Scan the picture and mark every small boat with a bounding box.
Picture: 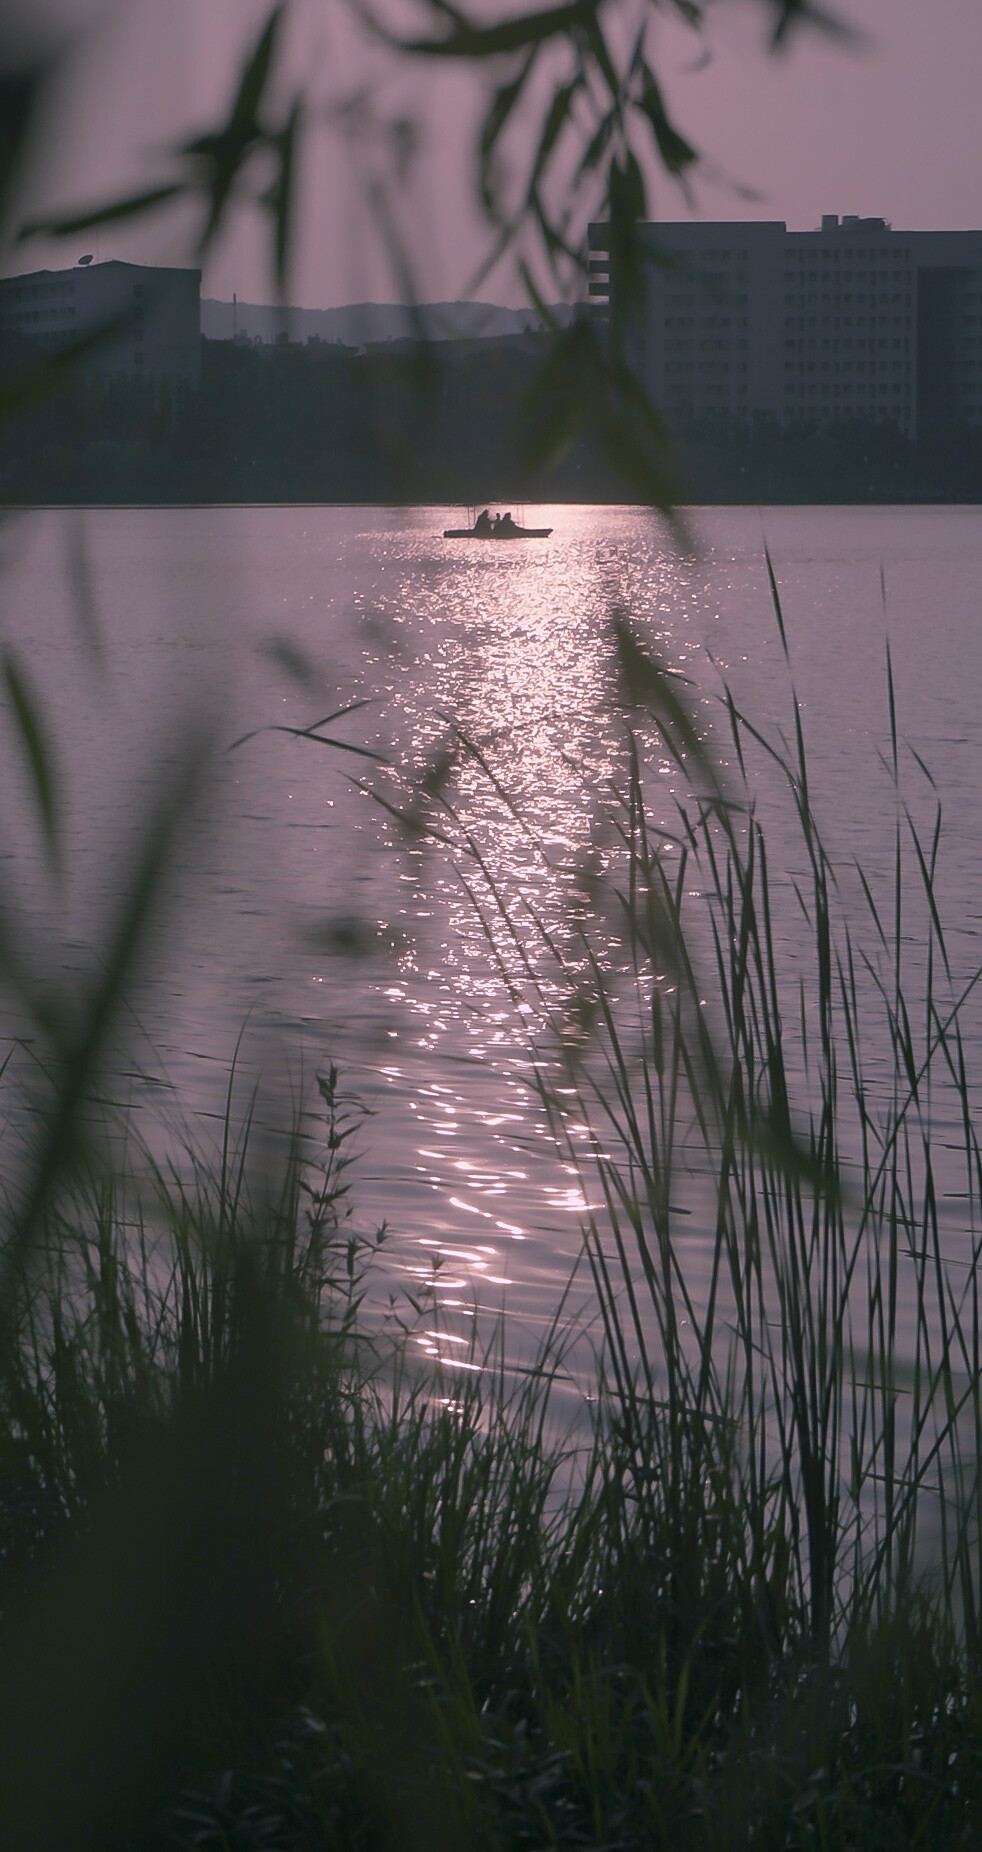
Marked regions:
[443,524,552,539]
[443,507,552,540]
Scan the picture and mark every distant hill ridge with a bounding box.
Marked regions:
[201,298,573,346]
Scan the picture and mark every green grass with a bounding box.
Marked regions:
[4,597,982,1848]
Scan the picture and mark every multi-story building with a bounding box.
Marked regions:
[0,259,201,382]
[587,215,982,437]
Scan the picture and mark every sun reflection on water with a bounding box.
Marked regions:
[339,507,685,1353]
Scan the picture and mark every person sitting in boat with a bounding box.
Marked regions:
[496,510,519,535]
[473,508,493,535]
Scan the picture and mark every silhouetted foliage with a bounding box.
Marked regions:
[13,7,982,1851]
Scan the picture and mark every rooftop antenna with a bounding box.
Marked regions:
[233,290,238,339]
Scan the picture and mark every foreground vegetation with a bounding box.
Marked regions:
[9,4,982,1843]
[4,609,982,1848]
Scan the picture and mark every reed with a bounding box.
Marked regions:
[399,573,982,1844]
[3,591,982,1847]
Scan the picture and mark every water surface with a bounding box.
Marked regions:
[3,503,982,1365]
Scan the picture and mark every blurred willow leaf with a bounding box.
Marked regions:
[64,516,106,669]
[202,0,284,151]
[18,6,301,294]
[751,1108,842,1205]
[478,50,537,218]
[525,73,583,208]
[364,0,600,61]
[610,613,717,790]
[580,8,621,102]
[1,649,58,866]
[637,66,697,176]
[605,150,648,322]
[767,0,860,48]
[1,729,211,1302]
[0,62,46,228]
[17,182,183,242]
[260,633,325,690]
[514,314,679,509]
[588,356,680,506]
[513,316,589,472]
[571,106,616,187]
[181,4,290,253]
[261,94,303,290]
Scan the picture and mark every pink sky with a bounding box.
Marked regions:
[10,0,982,307]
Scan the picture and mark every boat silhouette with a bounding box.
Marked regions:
[443,508,552,540]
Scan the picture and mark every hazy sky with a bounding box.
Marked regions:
[10,0,982,307]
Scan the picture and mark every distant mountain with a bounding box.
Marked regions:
[201,298,575,346]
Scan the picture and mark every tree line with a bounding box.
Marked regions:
[5,333,982,505]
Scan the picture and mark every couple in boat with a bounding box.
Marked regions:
[473,508,519,536]
[442,509,552,539]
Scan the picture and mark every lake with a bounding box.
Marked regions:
[3,503,982,1372]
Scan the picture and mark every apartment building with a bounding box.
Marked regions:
[0,259,201,382]
[587,215,982,436]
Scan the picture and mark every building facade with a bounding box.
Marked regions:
[588,215,982,436]
[0,260,201,382]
